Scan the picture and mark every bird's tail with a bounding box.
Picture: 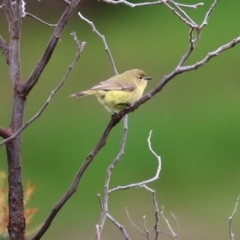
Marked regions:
[70,89,97,98]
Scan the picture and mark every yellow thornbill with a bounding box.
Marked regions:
[70,69,152,113]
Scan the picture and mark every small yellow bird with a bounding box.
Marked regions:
[70,69,152,113]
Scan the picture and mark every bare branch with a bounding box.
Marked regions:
[95,224,101,240]
[31,112,122,240]
[107,213,131,240]
[126,208,147,236]
[171,212,179,239]
[200,0,219,28]
[141,185,177,240]
[36,36,240,234]
[25,13,57,27]
[0,34,86,148]
[2,0,230,239]
[143,216,150,240]
[102,0,203,28]
[177,27,199,67]
[101,0,163,7]
[5,0,25,238]
[101,0,203,9]
[18,0,56,26]
[30,34,85,240]
[109,130,161,193]
[180,36,240,72]
[110,34,240,123]
[126,206,174,240]
[0,127,11,139]
[96,115,129,238]
[162,1,197,28]
[174,1,204,9]
[0,35,9,64]
[97,193,103,209]
[145,186,160,240]
[161,206,178,240]
[23,4,240,239]
[21,0,83,96]
[229,196,240,240]
[78,12,118,75]
[3,0,14,29]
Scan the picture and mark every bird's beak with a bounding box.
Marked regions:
[144,76,152,81]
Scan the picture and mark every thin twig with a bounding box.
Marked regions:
[161,206,177,240]
[0,35,9,64]
[97,194,103,209]
[200,0,219,28]
[177,27,197,67]
[101,0,203,9]
[149,188,160,240]
[179,36,240,73]
[25,13,57,27]
[28,35,86,240]
[101,0,163,8]
[101,0,202,28]
[172,1,197,26]
[22,0,83,95]
[78,12,118,75]
[109,130,161,193]
[126,208,147,236]
[174,1,204,9]
[171,212,179,239]
[127,204,174,240]
[229,196,240,240]
[107,213,131,240]
[3,0,14,28]
[21,0,56,26]
[96,115,129,239]
[143,216,150,240]
[163,1,197,28]
[165,0,217,64]
[104,131,161,238]
[0,34,86,148]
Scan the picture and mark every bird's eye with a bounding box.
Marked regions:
[138,76,143,80]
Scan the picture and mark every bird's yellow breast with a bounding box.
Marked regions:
[96,86,144,113]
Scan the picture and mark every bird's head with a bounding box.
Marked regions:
[128,69,152,87]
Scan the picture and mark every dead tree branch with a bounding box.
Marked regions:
[78,12,118,75]
[20,0,83,96]
[96,115,128,239]
[0,35,9,64]
[29,1,240,237]
[0,33,86,148]
[229,196,240,240]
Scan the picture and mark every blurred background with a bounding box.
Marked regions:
[0,0,240,239]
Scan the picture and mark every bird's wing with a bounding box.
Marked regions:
[91,79,136,92]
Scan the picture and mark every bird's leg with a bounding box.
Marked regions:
[125,103,131,109]
[111,113,116,118]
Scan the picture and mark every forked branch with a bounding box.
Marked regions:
[29,2,240,238]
